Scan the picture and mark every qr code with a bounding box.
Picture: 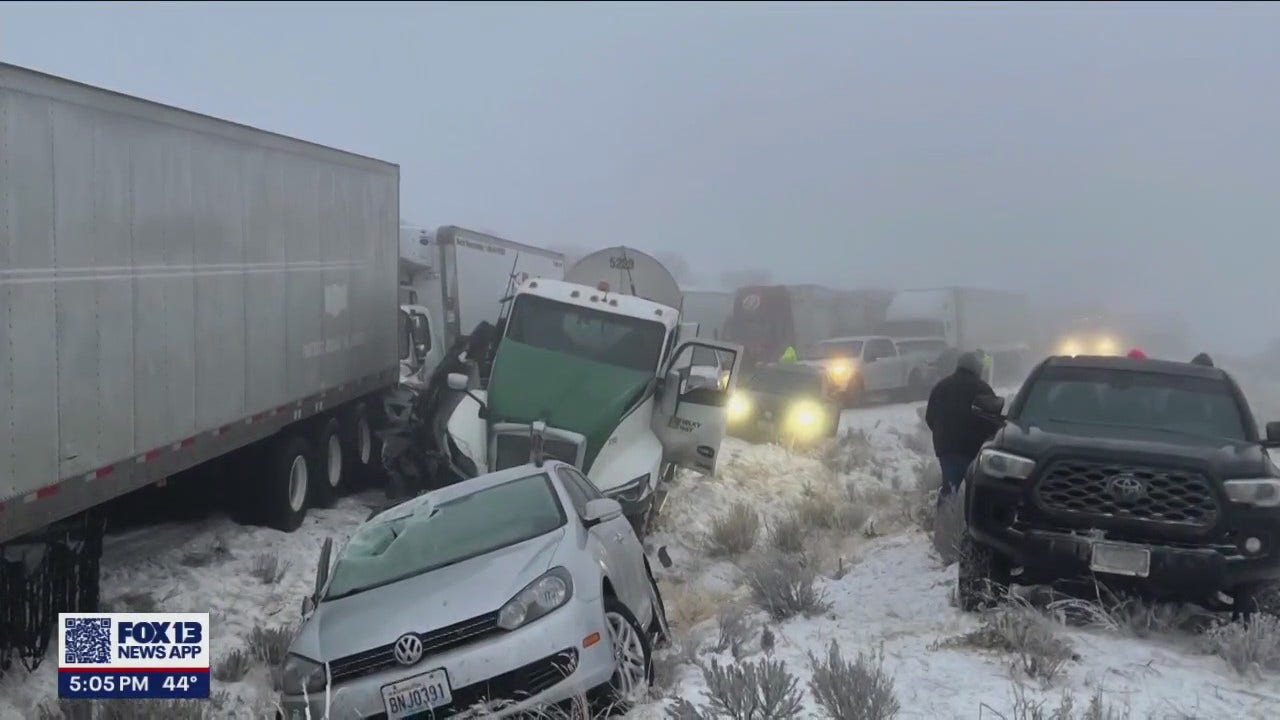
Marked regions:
[64,617,112,665]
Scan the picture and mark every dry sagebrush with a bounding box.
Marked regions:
[706,502,761,557]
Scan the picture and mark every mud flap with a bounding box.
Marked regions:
[643,555,673,646]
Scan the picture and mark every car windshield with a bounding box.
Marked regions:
[1016,367,1248,441]
[816,341,863,360]
[324,473,566,600]
[505,294,667,372]
[744,367,824,396]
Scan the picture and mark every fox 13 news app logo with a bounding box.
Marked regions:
[58,612,210,700]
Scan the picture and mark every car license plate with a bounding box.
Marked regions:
[1090,542,1151,578]
[381,669,452,719]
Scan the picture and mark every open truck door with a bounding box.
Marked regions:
[652,339,743,476]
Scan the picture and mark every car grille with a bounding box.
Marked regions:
[362,648,579,719]
[494,433,580,470]
[328,611,502,684]
[1035,459,1220,528]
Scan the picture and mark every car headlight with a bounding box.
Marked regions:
[727,392,753,423]
[783,400,826,438]
[827,360,853,381]
[1057,337,1082,356]
[280,654,329,696]
[1224,479,1280,508]
[497,567,574,631]
[606,474,650,504]
[1094,336,1119,356]
[978,449,1035,480]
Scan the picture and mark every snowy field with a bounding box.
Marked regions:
[5,390,1280,719]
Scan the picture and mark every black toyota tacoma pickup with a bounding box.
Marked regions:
[958,355,1280,614]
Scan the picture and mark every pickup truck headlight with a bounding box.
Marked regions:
[607,474,650,504]
[497,567,574,630]
[726,392,753,423]
[1224,479,1280,508]
[280,654,329,695]
[978,449,1036,480]
[784,400,827,440]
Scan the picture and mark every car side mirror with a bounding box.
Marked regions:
[583,498,624,528]
[312,537,333,605]
[1265,421,1280,446]
[972,394,1005,417]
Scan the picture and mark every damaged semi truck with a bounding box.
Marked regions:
[0,63,399,673]
[441,247,744,536]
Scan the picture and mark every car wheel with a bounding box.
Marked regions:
[957,529,1011,612]
[599,596,653,712]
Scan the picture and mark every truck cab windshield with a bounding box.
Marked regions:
[744,367,825,398]
[505,293,667,372]
[1016,366,1249,442]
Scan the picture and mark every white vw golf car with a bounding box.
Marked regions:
[276,460,668,719]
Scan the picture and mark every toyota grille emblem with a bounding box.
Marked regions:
[1107,474,1147,503]
[393,633,424,666]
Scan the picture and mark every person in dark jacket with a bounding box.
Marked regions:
[925,352,1001,504]
[1191,352,1214,367]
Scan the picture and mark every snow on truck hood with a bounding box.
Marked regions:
[291,529,565,664]
[486,340,652,470]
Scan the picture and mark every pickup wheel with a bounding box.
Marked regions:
[265,435,312,532]
[957,529,1011,612]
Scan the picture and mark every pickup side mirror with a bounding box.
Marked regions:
[1265,421,1280,446]
[972,394,1005,417]
[582,498,624,528]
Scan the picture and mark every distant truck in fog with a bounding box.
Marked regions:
[877,287,1032,385]
[1042,307,1191,361]
[724,285,894,366]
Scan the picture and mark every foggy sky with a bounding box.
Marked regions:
[2,2,1278,352]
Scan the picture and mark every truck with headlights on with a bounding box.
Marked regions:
[726,363,841,445]
[957,354,1280,616]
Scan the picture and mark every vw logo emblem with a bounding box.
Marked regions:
[1107,474,1147,503]
[741,294,761,311]
[393,633,424,666]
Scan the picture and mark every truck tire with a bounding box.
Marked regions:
[266,435,313,532]
[310,417,345,508]
[347,402,381,484]
[957,529,1011,612]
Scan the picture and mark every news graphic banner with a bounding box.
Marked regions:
[58,612,210,700]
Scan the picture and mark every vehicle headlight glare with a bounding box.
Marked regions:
[978,449,1036,480]
[1224,479,1280,508]
[784,401,825,439]
[1094,336,1119,356]
[727,392,752,423]
[497,567,574,631]
[1058,337,1082,356]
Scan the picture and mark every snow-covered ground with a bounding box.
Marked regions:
[4,392,1279,719]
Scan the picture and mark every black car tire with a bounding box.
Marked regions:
[957,529,1012,612]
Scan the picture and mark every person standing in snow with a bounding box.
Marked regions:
[975,347,995,385]
[925,352,1001,505]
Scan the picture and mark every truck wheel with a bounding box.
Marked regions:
[267,435,312,532]
[346,402,380,484]
[957,529,1011,612]
[310,417,345,508]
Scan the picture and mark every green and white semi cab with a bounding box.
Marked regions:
[444,247,744,536]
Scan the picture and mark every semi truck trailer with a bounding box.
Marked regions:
[0,62,400,670]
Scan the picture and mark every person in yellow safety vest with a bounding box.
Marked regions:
[780,345,798,363]
[975,348,994,385]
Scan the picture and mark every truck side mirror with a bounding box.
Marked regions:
[1265,421,1280,447]
[972,394,1005,417]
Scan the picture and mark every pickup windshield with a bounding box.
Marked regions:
[506,294,666,372]
[324,473,566,600]
[1016,367,1248,441]
[745,367,825,396]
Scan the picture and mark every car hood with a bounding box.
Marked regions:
[997,420,1269,475]
[291,528,567,663]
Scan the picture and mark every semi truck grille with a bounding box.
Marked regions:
[1035,459,1220,528]
[494,433,580,470]
[328,612,502,684]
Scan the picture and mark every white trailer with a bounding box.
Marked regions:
[879,287,1032,384]
[398,225,564,359]
[0,62,399,668]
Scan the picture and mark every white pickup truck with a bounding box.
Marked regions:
[802,335,934,406]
